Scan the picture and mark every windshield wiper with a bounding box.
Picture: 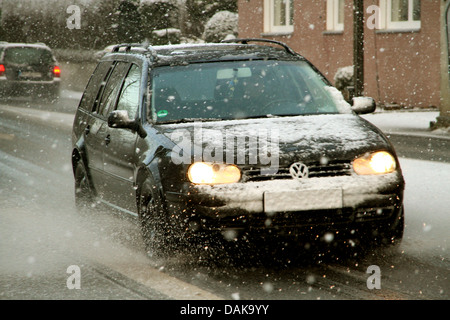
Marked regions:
[156,118,226,124]
[237,114,302,120]
[239,112,339,120]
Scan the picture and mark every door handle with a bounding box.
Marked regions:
[105,134,111,146]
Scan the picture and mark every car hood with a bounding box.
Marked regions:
[157,114,392,166]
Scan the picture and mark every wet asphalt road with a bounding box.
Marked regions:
[0,95,448,302]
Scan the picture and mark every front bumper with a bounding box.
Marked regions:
[166,170,405,236]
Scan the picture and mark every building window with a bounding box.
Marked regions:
[264,0,294,34]
[384,0,421,30]
[326,0,345,32]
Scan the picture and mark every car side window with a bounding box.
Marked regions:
[115,64,141,119]
[78,61,113,112]
[96,61,130,117]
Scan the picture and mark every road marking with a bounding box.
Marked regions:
[83,243,223,300]
[99,260,223,300]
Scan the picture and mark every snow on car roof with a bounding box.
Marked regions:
[147,42,303,66]
[0,42,52,50]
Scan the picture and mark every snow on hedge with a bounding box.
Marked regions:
[203,10,238,42]
[334,65,354,91]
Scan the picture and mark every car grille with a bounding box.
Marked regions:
[242,160,352,182]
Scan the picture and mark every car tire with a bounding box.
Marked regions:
[74,161,95,212]
[137,181,177,259]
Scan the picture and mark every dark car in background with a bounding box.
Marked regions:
[71,39,405,258]
[0,42,61,101]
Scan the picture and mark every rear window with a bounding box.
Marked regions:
[3,47,55,65]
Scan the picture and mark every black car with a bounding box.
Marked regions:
[71,39,405,257]
[0,42,61,100]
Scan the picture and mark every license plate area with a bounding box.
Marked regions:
[264,188,343,212]
[20,71,42,79]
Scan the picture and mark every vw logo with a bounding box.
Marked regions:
[289,162,309,179]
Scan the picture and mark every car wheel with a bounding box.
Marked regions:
[137,181,177,259]
[74,161,95,212]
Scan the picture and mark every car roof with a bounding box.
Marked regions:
[103,39,306,66]
[0,42,52,50]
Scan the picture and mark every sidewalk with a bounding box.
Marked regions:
[360,109,450,140]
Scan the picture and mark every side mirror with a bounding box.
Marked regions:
[351,97,376,114]
[108,110,133,128]
[108,110,147,138]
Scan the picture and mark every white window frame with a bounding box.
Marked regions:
[264,0,294,34]
[379,0,421,31]
[326,0,344,32]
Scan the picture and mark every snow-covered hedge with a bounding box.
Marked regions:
[202,11,238,43]
[0,0,238,48]
[334,66,354,91]
[152,28,182,45]
[184,0,238,37]
[334,66,354,102]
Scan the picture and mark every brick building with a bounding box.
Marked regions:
[237,0,449,113]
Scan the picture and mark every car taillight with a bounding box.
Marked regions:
[52,66,61,77]
[0,64,5,76]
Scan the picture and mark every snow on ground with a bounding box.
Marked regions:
[361,110,448,138]
[60,89,83,101]
[361,110,449,260]
[399,157,450,261]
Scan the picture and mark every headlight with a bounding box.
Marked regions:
[353,151,396,175]
[187,162,241,184]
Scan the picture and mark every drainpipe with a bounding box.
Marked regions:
[434,0,450,129]
[353,0,365,97]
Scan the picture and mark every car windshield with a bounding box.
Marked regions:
[3,47,54,65]
[151,60,349,123]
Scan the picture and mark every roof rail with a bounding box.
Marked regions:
[221,38,297,55]
[111,43,158,59]
[112,43,148,52]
